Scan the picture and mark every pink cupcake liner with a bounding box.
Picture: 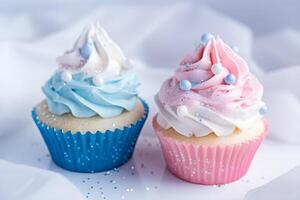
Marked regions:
[153,115,268,185]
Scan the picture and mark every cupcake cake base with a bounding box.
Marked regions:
[153,115,268,185]
[32,99,148,173]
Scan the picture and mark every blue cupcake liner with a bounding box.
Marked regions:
[32,99,149,173]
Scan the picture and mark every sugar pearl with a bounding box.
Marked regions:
[259,105,268,115]
[201,33,214,44]
[179,80,192,91]
[61,71,72,82]
[79,42,93,60]
[224,74,235,85]
[211,63,223,75]
[176,105,188,117]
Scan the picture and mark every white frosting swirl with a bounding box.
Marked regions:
[155,95,263,137]
[56,22,132,79]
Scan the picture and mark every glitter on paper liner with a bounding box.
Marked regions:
[152,115,268,185]
[32,99,149,173]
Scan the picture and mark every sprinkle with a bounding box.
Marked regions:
[211,63,223,75]
[113,167,119,171]
[201,33,214,44]
[224,74,235,85]
[104,171,111,176]
[79,42,93,60]
[259,105,268,115]
[179,80,192,91]
[176,105,188,117]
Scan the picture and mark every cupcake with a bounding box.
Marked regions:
[32,23,148,173]
[153,33,268,184]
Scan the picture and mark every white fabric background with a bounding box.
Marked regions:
[0,1,300,200]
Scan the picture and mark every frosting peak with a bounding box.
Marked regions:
[57,23,130,79]
[156,34,266,137]
[43,23,139,118]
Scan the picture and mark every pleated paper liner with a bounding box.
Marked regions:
[153,115,268,185]
[32,99,149,173]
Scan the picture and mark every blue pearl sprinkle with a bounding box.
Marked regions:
[201,33,214,44]
[79,42,93,60]
[179,80,192,91]
[259,105,268,115]
[224,74,235,85]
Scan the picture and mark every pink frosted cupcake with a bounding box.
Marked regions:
[153,33,268,185]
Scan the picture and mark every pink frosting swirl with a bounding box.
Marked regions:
[158,37,263,115]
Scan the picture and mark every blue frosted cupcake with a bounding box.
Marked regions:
[32,23,148,173]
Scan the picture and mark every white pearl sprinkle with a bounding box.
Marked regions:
[176,105,188,117]
[211,63,223,75]
[61,70,72,82]
[93,75,104,86]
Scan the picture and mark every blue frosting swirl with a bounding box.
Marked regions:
[42,70,139,118]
